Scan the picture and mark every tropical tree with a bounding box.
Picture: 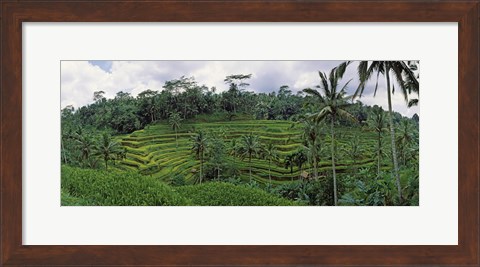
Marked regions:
[229,138,239,164]
[263,143,279,184]
[301,119,323,180]
[168,112,182,148]
[396,119,415,166]
[284,153,296,181]
[356,61,419,201]
[191,131,208,184]
[75,133,94,166]
[208,134,226,180]
[238,133,262,182]
[115,147,127,165]
[368,106,388,178]
[343,134,363,172]
[303,61,355,206]
[224,74,252,113]
[137,89,159,124]
[93,90,105,102]
[94,133,120,170]
[293,149,308,180]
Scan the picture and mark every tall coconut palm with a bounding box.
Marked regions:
[356,61,419,201]
[168,112,182,148]
[238,133,262,182]
[94,133,120,171]
[368,106,388,178]
[303,61,355,206]
[263,143,279,184]
[191,131,208,184]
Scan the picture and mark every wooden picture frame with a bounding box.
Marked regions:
[1,1,478,265]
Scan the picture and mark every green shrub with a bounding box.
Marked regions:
[61,165,191,206]
[61,189,93,206]
[176,182,301,206]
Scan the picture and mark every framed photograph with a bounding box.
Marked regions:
[1,0,478,266]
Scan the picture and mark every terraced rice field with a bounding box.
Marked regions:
[114,120,380,185]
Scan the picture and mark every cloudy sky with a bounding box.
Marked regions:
[61,60,419,117]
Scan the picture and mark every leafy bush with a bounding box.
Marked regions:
[62,166,299,206]
[175,182,301,206]
[272,179,329,205]
[61,189,93,206]
[61,166,191,206]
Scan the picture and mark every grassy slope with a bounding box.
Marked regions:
[113,117,382,184]
[61,165,300,206]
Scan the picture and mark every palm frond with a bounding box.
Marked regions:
[313,107,332,123]
[339,79,352,94]
[390,63,409,104]
[355,61,375,99]
[318,71,330,96]
[335,61,351,79]
[328,68,337,95]
[408,98,419,107]
[336,108,357,123]
[399,61,419,94]
[303,88,325,103]
[373,70,380,97]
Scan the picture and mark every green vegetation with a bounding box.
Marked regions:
[61,61,419,206]
[61,166,299,206]
[176,182,298,206]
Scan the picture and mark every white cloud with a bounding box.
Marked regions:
[61,61,419,117]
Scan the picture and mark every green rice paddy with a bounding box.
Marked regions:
[113,119,379,185]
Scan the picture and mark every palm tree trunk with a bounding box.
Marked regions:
[268,159,272,184]
[200,152,203,184]
[377,131,381,179]
[313,151,318,180]
[249,156,252,182]
[175,128,178,148]
[105,157,108,171]
[331,115,338,206]
[386,70,403,202]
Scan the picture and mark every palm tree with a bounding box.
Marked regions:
[75,134,94,167]
[368,106,388,178]
[293,149,308,180]
[303,61,355,206]
[356,61,419,201]
[168,112,182,148]
[229,138,239,164]
[301,119,323,180]
[343,135,363,172]
[304,139,326,181]
[263,143,279,184]
[191,131,208,184]
[396,120,414,166]
[284,153,296,181]
[238,133,262,182]
[208,135,226,180]
[94,133,120,171]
